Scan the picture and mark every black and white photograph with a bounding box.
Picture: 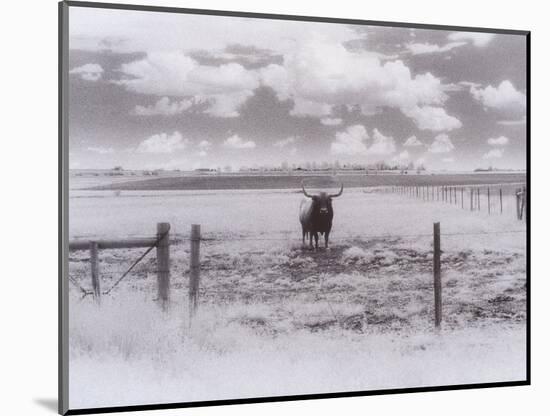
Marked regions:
[60,2,528,413]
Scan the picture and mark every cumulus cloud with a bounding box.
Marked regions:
[330,125,395,156]
[69,8,357,56]
[273,137,296,147]
[442,157,455,163]
[113,35,461,129]
[470,80,526,112]
[406,41,466,55]
[320,117,343,126]
[483,149,504,159]
[428,134,455,153]
[260,37,457,130]
[448,32,495,47]
[330,125,369,156]
[196,140,212,157]
[133,97,194,116]
[136,131,187,153]
[369,129,396,155]
[198,140,212,149]
[290,98,332,117]
[69,63,104,81]
[392,150,410,162]
[116,52,259,117]
[403,135,423,147]
[223,134,256,149]
[403,106,462,131]
[86,146,114,154]
[487,136,509,146]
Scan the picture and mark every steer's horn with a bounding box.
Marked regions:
[329,183,344,198]
[301,182,313,198]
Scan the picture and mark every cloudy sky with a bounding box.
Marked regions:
[68,6,527,171]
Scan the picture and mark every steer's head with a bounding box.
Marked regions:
[302,182,344,215]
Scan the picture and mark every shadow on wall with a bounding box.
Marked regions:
[34,398,58,413]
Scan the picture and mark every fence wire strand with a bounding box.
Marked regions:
[68,276,93,300]
[102,224,171,295]
[195,229,525,242]
[68,223,525,301]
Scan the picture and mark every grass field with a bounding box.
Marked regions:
[67,184,527,409]
[83,171,527,191]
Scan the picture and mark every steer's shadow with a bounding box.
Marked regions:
[287,243,350,281]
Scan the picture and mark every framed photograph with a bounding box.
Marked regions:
[59,1,530,414]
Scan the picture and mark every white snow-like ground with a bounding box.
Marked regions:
[70,295,525,409]
[68,187,527,409]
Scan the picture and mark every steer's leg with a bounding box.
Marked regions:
[313,232,319,250]
[324,232,329,249]
[309,232,314,249]
[302,227,306,246]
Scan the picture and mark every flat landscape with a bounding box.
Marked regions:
[63,9,529,412]
[68,178,527,409]
[84,171,527,191]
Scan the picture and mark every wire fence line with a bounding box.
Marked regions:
[68,230,525,280]
[69,229,527,248]
[68,224,171,300]
[151,229,527,243]
[384,182,527,189]
[68,220,527,312]
[388,182,528,220]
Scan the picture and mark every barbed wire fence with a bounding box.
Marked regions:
[386,183,527,220]
[68,220,526,328]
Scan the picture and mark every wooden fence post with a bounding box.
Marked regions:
[516,188,521,219]
[522,186,527,221]
[90,241,100,302]
[433,222,442,328]
[189,224,201,318]
[461,187,464,209]
[517,186,527,221]
[477,188,481,211]
[499,188,503,214]
[470,188,473,211]
[156,222,170,309]
[487,188,491,214]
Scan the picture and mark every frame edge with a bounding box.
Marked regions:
[59,1,70,415]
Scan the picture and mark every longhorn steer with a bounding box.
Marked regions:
[299,183,343,249]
